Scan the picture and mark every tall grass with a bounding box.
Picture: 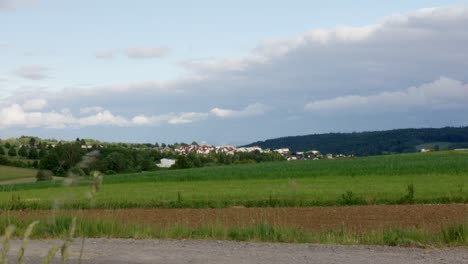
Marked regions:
[0,218,77,264]
[0,216,466,247]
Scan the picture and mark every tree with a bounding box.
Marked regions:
[36,170,54,181]
[4,142,11,149]
[104,152,130,173]
[18,145,28,157]
[39,153,60,171]
[8,147,17,157]
[173,156,192,169]
[0,146,5,156]
[38,148,48,158]
[191,141,199,146]
[29,137,36,146]
[54,143,85,171]
[28,147,39,159]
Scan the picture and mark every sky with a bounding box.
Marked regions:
[1,0,468,145]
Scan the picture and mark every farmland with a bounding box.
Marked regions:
[0,151,467,246]
[0,165,37,182]
[0,151,467,209]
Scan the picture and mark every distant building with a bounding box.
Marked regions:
[420,148,432,153]
[157,158,176,168]
[274,148,290,155]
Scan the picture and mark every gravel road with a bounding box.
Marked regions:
[6,239,468,264]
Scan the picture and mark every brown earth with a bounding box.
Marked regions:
[6,204,468,232]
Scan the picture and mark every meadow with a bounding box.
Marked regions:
[0,151,467,209]
[0,165,37,182]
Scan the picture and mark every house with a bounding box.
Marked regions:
[157,158,176,168]
[274,148,290,155]
[420,148,432,153]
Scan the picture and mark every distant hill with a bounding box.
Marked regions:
[243,127,468,156]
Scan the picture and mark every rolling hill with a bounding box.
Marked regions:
[243,127,468,156]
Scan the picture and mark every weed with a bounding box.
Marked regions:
[399,184,415,204]
[339,191,366,205]
[442,224,466,244]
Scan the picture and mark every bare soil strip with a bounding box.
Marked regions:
[8,204,468,232]
[7,238,468,264]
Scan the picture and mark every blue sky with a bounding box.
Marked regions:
[1,0,468,145]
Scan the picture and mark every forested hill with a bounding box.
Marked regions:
[243,127,468,156]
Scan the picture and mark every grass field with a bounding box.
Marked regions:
[0,151,467,209]
[0,165,37,182]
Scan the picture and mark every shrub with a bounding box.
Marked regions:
[67,166,85,177]
[399,184,415,204]
[339,191,366,205]
[36,170,54,181]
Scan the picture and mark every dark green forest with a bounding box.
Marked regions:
[244,127,468,156]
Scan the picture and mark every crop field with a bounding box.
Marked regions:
[0,165,37,182]
[0,152,468,209]
[0,151,467,246]
[0,151,467,209]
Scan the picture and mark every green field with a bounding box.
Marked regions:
[1,151,467,209]
[0,165,37,182]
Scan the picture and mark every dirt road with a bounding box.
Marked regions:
[7,239,468,264]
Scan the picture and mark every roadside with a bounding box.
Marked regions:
[7,238,468,264]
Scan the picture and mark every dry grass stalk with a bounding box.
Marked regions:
[60,217,77,264]
[17,221,39,264]
[0,225,16,264]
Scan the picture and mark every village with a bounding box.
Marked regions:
[171,144,354,161]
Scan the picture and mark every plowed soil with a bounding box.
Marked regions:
[8,204,468,232]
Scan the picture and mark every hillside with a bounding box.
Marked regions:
[244,127,468,156]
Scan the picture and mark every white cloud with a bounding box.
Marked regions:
[80,106,104,114]
[167,112,209,125]
[13,65,49,80]
[305,77,468,113]
[0,99,267,129]
[22,98,47,111]
[78,111,130,127]
[0,104,74,129]
[125,47,170,59]
[95,50,114,59]
[211,103,269,118]
[0,0,36,11]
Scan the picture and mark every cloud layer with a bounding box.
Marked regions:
[125,47,170,59]
[305,77,468,112]
[0,101,268,129]
[2,6,468,143]
[13,65,49,80]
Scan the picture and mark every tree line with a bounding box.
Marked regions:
[244,126,468,156]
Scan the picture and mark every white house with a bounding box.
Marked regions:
[157,158,176,168]
[274,148,290,155]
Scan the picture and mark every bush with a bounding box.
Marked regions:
[36,170,54,181]
[68,166,86,177]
